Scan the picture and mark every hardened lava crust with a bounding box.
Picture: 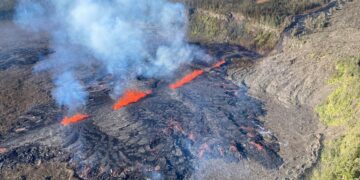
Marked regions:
[0,26,282,179]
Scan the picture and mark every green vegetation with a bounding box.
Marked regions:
[254,30,277,50]
[3,0,332,52]
[182,0,331,27]
[181,0,332,52]
[188,7,279,52]
[190,14,225,39]
[316,57,360,126]
[239,0,331,27]
[189,11,252,46]
[304,12,329,33]
[313,57,360,180]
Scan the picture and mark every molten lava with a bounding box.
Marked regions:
[212,59,226,68]
[169,69,204,89]
[61,113,89,126]
[113,90,152,110]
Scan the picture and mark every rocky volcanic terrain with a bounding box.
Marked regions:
[0,0,359,180]
[0,21,283,179]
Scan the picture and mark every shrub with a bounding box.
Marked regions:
[316,57,360,126]
[180,0,331,27]
[313,57,360,180]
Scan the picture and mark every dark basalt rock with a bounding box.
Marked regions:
[0,44,283,179]
[0,144,69,168]
[0,47,52,71]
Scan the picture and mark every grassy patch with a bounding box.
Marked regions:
[254,30,278,51]
[184,0,329,52]
[181,0,331,27]
[313,125,360,179]
[188,11,279,52]
[315,57,360,126]
[189,14,224,40]
[313,57,360,179]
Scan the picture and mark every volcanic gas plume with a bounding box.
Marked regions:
[14,0,209,112]
[0,42,282,178]
[112,90,152,110]
[111,60,225,110]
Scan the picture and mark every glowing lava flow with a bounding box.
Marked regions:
[112,90,152,110]
[169,60,225,90]
[212,59,226,68]
[169,69,204,89]
[61,113,89,126]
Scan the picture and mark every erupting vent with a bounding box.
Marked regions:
[61,113,89,126]
[0,56,281,179]
[211,59,226,68]
[58,60,283,178]
[112,90,152,111]
[169,69,204,89]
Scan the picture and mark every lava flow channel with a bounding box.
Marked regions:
[113,90,152,110]
[169,69,204,89]
[212,59,226,68]
[61,113,89,126]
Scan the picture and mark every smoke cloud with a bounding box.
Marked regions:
[15,0,208,112]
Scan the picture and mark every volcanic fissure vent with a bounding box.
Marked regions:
[59,61,283,179]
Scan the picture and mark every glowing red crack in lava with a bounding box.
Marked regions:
[61,113,90,126]
[212,59,226,68]
[169,69,204,90]
[62,60,225,125]
[112,90,152,110]
[169,59,226,90]
[112,59,226,112]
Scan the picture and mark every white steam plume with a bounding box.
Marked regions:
[15,0,209,112]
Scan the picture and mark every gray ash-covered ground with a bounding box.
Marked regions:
[0,27,282,179]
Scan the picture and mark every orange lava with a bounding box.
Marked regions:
[169,69,204,89]
[61,113,89,126]
[112,90,152,110]
[212,59,226,68]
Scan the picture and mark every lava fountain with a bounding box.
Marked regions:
[61,113,90,126]
[112,90,152,110]
[169,70,204,89]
